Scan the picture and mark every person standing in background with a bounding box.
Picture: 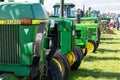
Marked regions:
[110,18,114,29]
[116,17,120,30]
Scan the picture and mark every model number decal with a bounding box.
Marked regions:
[4,20,20,24]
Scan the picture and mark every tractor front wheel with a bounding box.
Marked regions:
[71,46,83,70]
[47,59,63,80]
[87,39,97,53]
[53,51,70,80]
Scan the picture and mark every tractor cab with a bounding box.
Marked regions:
[53,3,75,18]
[90,10,100,19]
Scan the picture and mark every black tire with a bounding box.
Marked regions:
[47,59,63,80]
[97,27,101,48]
[71,46,83,70]
[98,27,101,38]
[53,51,71,80]
[87,39,97,53]
[96,40,100,48]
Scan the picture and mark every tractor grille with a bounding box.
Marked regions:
[0,25,20,64]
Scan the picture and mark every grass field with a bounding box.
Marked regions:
[69,29,120,80]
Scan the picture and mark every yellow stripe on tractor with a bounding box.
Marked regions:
[81,21,95,24]
[32,20,48,24]
[0,19,48,25]
[0,20,5,24]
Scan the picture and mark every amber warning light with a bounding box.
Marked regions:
[20,19,32,25]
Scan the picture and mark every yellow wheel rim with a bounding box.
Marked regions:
[87,42,94,53]
[52,58,62,72]
[67,52,75,66]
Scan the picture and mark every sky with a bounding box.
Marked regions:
[43,0,120,14]
[7,0,120,14]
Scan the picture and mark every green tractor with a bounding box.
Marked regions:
[100,15,111,33]
[80,17,100,53]
[47,1,86,80]
[77,8,101,53]
[53,3,88,56]
[0,2,63,80]
[53,3,101,53]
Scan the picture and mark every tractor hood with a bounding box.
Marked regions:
[80,17,98,23]
[0,3,48,20]
[81,17,98,21]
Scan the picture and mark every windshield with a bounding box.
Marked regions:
[90,10,100,17]
[54,6,75,18]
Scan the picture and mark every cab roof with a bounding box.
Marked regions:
[53,3,75,7]
[0,3,48,19]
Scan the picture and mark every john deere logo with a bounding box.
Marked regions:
[24,29,29,34]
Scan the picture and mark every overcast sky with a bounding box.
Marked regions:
[12,0,120,14]
[44,0,120,14]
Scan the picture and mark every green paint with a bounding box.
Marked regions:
[49,18,75,55]
[75,24,88,48]
[52,2,88,50]
[80,18,99,41]
[0,3,48,79]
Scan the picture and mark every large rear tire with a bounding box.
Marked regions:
[47,59,63,80]
[87,39,97,53]
[53,51,70,80]
[97,27,101,48]
[71,46,83,70]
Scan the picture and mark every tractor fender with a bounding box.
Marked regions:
[32,22,46,65]
[46,21,59,63]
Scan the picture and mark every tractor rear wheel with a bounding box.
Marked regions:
[87,39,97,53]
[71,46,83,70]
[47,59,63,80]
[53,51,70,80]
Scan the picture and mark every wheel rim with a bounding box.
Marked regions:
[47,60,62,80]
[52,58,62,72]
[87,41,94,52]
[67,52,75,66]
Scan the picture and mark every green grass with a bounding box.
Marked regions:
[69,29,120,80]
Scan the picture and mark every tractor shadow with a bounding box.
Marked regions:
[100,37,120,44]
[83,56,120,61]
[69,68,120,80]
[98,37,120,53]
[101,42,120,44]
[97,48,120,53]
[100,38,120,40]
[100,38,114,40]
